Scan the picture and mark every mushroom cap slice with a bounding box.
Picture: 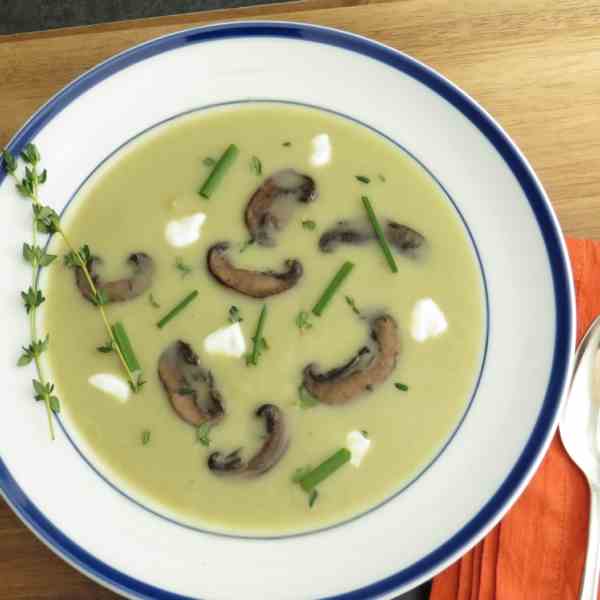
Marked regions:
[303,314,400,405]
[245,169,317,246]
[75,252,154,303]
[207,242,303,298]
[158,340,224,427]
[319,219,427,258]
[208,404,289,477]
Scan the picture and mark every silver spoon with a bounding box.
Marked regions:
[560,315,600,599]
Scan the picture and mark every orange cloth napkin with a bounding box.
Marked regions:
[431,237,600,600]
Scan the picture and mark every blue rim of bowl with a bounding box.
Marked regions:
[47,98,490,542]
[0,21,574,600]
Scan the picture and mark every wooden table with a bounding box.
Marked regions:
[1,1,600,597]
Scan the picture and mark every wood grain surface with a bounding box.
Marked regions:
[1,1,600,598]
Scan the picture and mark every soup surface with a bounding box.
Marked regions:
[43,103,485,535]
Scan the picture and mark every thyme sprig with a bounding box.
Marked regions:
[2,144,144,440]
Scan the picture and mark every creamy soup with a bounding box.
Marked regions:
[43,103,485,535]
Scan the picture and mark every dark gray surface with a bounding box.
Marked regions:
[1,1,432,599]
[1,0,288,35]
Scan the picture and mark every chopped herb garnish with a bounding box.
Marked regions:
[395,382,409,391]
[298,385,319,409]
[308,489,318,508]
[250,156,262,176]
[282,141,292,147]
[362,195,398,273]
[197,422,212,446]
[378,174,386,182]
[312,261,354,317]
[203,157,216,167]
[228,305,242,323]
[295,310,313,332]
[301,220,317,231]
[239,238,254,253]
[112,322,142,385]
[298,448,352,492]
[291,465,312,483]
[149,293,160,308]
[96,341,114,354]
[356,175,370,184]
[345,295,361,316]
[142,430,151,445]
[246,304,268,366]
[175,256,192,278]
[198,143,239,199]
[156,290,199,329]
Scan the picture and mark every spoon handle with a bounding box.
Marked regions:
[580,482,600,599]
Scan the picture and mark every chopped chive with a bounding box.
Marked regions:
[175,257,192,278]
[395,382,409,391]
[96,341,113,353]
[203,157,216,167]
[345,295,361,315]
[112,321,141,376]
[250,156,262,176]
[197,422,212,446]
[299,448,351,492]
[246,304,268,366]
[361,195,398,273]
[156,290,199,329]
[149,293,160,308]
[312,261,354,317]
[356,175,370,184]
[142,430,151,445]
[198,144,239,199]
[295,310,312,332]
[308,489,318,508]
[282,141,292,147]
[302,220,317,231]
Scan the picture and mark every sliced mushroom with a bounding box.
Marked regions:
[303,314,400,405]
[158,340,224,427]
[75,252,154,303]
[245,169,317,246]
[319,219,426,258]
[207,242,303,298]
[208,404,289,476]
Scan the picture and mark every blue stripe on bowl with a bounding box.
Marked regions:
[0,21,574,600]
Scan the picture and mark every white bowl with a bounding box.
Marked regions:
[0,22,575,599]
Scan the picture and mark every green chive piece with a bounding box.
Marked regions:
[142,430,151,445]
[356,175,370,184]
[197,422,212,447]
[395,382,409,391]
[308,489,319,508]
[299,448,351,492]
[312,261,354,317]
[250,156,262,176]
[156,290,199,329]
[198,144,239,199]
[111,321,141,376]
[361,195,398,273]
[282,141,292,147]
[246,304,268,366]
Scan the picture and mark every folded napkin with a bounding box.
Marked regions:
[431,238,598,600]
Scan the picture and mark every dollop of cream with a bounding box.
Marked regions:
[88,373,130,402]
[310,134,331,167]
[411,298,448,342]
[165,213,206,248]
[346,430,371,467]
[203,322,246,358]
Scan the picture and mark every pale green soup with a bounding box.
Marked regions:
[43,103,485,535]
